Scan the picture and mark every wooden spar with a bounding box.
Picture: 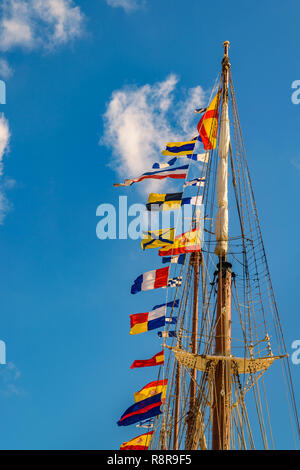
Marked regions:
[211,41,232,450]
[191,251,199,406]
[173,360,180,449]
[212,260,232,449]
[186,250,200,448]
[173,336,181,450]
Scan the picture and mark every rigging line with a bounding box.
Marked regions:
[234,372,255,449]
[229,139,247,246]
[229,79,254,360]
[233,374,248,449]
[231,384,247,449]
[230,83,270,377]
[191,75,222,213]
[160,267,194,444]
[261,376,275,449]
[176,74,222,244]
[197,274,215,350]
[279,357,298,449]
[199,82,220,268]
[230,87,254,362]
[231,74,300,437]
[252,381,268,449]
[158,78,216,341]
[230,74,274,335]
[159,100,219,381]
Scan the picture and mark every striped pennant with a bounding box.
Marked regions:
[114,165,189,187]
[184,177,205,188]
[162,254,186,265]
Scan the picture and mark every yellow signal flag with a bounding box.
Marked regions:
[141,228,175,250]
[120,431,153,450]
[134,379,168,403]
[158,228,201,257]
[197,91,221,150]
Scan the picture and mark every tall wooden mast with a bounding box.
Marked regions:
[150,40,299,452]
[185,251,200,448]
[211,41,232,450]
[173,332,182,450]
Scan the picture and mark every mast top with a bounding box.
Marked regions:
[222,41,231,75]
[223,40,230,57]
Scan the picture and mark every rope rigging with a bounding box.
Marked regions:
[148,42,299,451]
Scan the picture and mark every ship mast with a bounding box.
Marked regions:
[185,251,200,448]
[150,40,299,452]
[211,40,232,450]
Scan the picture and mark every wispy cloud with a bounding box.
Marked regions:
[0,113,10,172]
[0,1,85,224]
[0,0,85,52]
[0,114,10,176]
[101,75,207,190]
[0,361,21,396]
[105,0,145,12]
[0,57,13,79]
[0,114,12,223]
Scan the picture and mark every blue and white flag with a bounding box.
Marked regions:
[158,331,177,338]
[136,421,154,429]
[194,107,207,114]
[162,254,186,265]
[184,177,205,188]
[181,195,203,206]
[153,154,208,168]
[165,317,177,324]
[152,299,179,310]
[152,157,178,169]
[186,153,209,163]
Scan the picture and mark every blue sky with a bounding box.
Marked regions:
[0,0,298,450]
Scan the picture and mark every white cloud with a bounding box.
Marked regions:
[0,114,12,223]
[0,0,84,51]
[101,75,207,189]
[106,0,144,12]
[177,85,206,133]
[0,361,22,396]
[0,114,10,170]
[0,1,33,50]
[0,58,13,79]
[33,0,84,46]
[0,1,84,224]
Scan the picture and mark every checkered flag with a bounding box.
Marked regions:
[167,276,182,287]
